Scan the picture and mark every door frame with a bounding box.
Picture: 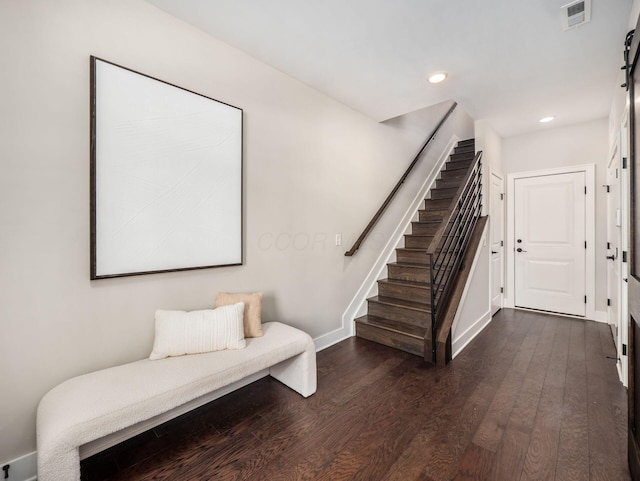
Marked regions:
[505,164,596,320]
[621,106,630,387]
[606,131,626,383]
[489,167,505,315]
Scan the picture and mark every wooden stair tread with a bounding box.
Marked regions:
[444,163,472,171]
[397,247,457,255]
[369,295,432,312]
[449,153,475,161]
[454,145,475,154]
[379,278,429,288]
[436,179,463,188]
[424,199,453,206]
[440,170,468,179]
[419,207,448,213]
[397,247,459,255]
[378,278,444,291]
[354,315,426,339]
[412,220,441,225]
[389,261,453,270]
[389,261,430,269]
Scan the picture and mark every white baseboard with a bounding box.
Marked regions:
[313,326,352,352]
[452,309,492,359]
[1,451,37,481]
[498,303,609,325]
[594,310,608,324]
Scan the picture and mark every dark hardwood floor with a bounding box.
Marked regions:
[81,309,629,481]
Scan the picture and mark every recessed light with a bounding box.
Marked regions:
[428,73,447,84]
[539,116,555,123]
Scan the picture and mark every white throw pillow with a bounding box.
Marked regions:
[149,303,246,360]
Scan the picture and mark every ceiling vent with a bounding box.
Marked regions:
[561,0,591,30]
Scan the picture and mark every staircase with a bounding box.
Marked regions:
[354,138,478,362]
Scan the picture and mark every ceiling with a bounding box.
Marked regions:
[145,0,633,138]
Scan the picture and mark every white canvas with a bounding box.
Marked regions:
[93,58,242,277]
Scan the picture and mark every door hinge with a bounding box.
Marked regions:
[500,240,504,247]
[585,295,587,304]
[624,344,628,356]
[585,241,587,249]
[623,157,628,169]
[607,298,611,306]
[500,287,504,293]
[500,193,504,200]
[607,241,611,249]
[623,250,628,263]
[585,186,587,194]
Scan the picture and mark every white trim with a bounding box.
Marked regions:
[452,309,492,358]
[620,106,630,387]
[594,310,609,324]
[511,306,607,323]
[605,132,625,381]
[489,167,505,315]
[505,164,596,320]
[313,326,353,352]
[1,451,37,481]
[340,135,459,336]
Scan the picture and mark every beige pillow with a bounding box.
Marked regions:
[216,292,264,338]
[149,303,246,360]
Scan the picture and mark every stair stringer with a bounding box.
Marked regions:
[340,135,460,337]
[447,217,491,360]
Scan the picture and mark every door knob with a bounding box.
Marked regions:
[491,251,498,254]
[606,255,615,260]
[517,248,527,253]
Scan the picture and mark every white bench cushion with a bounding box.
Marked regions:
[37,321,316,481]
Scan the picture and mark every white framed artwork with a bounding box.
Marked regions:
[90,56,243,279]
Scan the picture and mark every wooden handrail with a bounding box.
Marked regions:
[426,151,483,255]
[344,101,458,256]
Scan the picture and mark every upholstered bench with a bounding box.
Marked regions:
[36,321,316,481]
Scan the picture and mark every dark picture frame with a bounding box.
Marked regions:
[90,56,243,279]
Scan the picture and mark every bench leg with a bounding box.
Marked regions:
[37,444,81,481]
[269,346,316,397]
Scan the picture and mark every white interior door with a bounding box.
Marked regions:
[490,171,504,315]
[606,149,621,358]
[514,172,586,316]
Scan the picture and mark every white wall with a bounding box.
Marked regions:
[475,119,503,218]
[475,120,504,171]
[0,0,473,462]
[502,118,609,314]
[451,224,491,357]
